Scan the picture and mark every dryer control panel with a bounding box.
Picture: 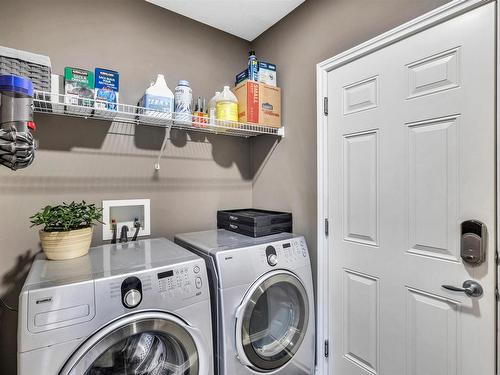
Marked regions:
[217,235,310,288]
[259,237,309,268]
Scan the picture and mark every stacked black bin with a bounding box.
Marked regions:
[217,209,292,237]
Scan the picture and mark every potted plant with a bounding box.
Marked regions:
[30,201,103,260]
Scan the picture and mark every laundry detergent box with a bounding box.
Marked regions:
[233,80,281,128]
[64,67,94,113]
[94,68,119,111]
[258,61,277,87]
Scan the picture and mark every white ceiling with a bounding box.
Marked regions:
[146,0,305,41]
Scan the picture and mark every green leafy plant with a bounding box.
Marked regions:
[30,201,103,232]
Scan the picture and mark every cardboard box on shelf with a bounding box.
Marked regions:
[233,80,281,128]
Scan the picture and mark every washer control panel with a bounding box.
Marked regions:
[102,260,207,312]
[156,263,203,297]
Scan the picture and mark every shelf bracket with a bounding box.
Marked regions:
[154,126,171,170]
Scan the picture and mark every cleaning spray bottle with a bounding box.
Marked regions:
[248,50,259,81]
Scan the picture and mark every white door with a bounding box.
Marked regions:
[327,3,496,375]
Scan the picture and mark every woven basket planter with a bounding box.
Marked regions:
[39,227,92,260]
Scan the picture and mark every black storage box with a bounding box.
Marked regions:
[217,209,292,237]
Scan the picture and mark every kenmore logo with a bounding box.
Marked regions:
[36,297,52,304]
[225,256,233,261]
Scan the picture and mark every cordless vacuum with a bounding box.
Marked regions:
[0,74,36,170]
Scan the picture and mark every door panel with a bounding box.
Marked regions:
[406,47,460,99]
[407,115,459,261]
[406,288,459,375]
[343,130,379,246]
[343,76,379,115]
[327,3,495,375]
[342,269,379,374]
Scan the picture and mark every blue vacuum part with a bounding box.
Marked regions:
[0,75,33,97]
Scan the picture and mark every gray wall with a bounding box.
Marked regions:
[250,0,449,278]
[0,0,251,372]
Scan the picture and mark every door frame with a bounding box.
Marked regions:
[315,0,497,374]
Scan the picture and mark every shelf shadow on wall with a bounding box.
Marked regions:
[34,113,111,151]
[35,113,258,181]
[136,124,253,180]
[0,249,37,375]
[251,135,282,185]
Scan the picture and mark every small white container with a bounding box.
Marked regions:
[174,80,192,123]
[208,91,220,125]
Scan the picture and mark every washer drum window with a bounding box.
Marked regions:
[59,312,200,375]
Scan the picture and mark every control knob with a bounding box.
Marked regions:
[124,289,142,308]
[121,276,143,309]
[267,254,278,267]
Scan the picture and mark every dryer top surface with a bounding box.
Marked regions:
[175,229,298,255]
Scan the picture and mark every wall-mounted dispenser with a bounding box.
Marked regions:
[0,74,36,170]
[102,199,151,241]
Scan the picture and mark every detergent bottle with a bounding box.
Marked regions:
[140,74,174,118]
[216,86,238,123]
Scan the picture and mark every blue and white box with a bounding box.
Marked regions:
[235,69,249,85]
[94,68,119,111]
[258,61,277,87]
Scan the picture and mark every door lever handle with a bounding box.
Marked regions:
[442,280,483,297]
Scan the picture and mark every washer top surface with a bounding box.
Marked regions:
[24,237,199,289]
[175,229,297,255]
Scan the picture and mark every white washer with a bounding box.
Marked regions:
[18,238,213,375]
[175,229,315,375]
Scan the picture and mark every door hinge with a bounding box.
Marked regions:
[324,339,329,358]
[324,218,329,236]
[323,97,328,116]
[496,288,499,302]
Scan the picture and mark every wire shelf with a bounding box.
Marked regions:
[33,91,284,138]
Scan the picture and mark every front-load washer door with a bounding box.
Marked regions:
[235,270,309,372]
[59,311,207,375]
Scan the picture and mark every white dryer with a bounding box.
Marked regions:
[18,238,213,375]
[175,229,315,375]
